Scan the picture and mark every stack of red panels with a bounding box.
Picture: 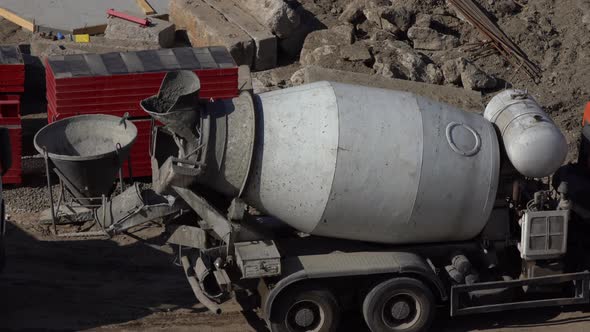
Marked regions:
[45,47,238,121]
[0,46,25,93]
[0,95,22,184]
[0,47,24,184]
[45,47,238,179]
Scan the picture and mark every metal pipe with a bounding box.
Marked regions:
[43,148,57,235]
[181,256,222,315]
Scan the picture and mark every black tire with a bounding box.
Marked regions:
[362,277,435,332]
[0,237,4,273]
[270,285,341,332]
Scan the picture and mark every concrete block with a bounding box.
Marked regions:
[170,0,255,67]
[105,15,175,48]
[236,0,300,38]
[203,0,276,70]
[300,65,483,113]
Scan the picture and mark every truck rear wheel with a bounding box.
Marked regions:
[270,286,340,332]
[362,277,435,332]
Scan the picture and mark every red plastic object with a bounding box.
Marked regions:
[583,102,590,126]
[0,96,22,184]
[107,9,150,27]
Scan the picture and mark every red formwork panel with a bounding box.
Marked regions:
[1,127,22,185]
[46,75,238,98]
[0,46,25,96]
[0,95,21,125]
[121,119,152,178]
[0,86,24,93]
[47,84,238,108]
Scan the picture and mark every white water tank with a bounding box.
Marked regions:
[241,82,500,244]
[484,90,567,178]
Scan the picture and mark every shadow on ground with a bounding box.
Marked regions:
[0,220,204,330]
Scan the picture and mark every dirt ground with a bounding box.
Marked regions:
[4,212,590,332]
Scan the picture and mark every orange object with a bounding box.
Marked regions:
[583,102,590,126]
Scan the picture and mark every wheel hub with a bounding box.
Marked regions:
[294,308,315,327]
[287,300,323,331]
[382,293,421,330]
[390,300,411,320]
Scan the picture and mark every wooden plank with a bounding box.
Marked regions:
[72,24,107,35]
[135,0,156,15]
[0,7,35,32]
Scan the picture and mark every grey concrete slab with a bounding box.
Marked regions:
[170,0,255,67]
[105,15,175,48]
[203,0,276,70]
[1,0,169,34]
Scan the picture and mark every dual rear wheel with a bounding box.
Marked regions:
[270,278,435,332]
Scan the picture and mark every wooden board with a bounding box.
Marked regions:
[72,24,107,35]
[0,7,35,31]
[135,0,156,15]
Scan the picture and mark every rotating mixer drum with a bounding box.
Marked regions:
[147,77,501,245]
[240,82,501,244]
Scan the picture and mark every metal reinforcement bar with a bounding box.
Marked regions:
[449,0,542,81]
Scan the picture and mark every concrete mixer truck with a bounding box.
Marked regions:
[33,70,590,332]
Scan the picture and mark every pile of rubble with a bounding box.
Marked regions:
[296,0,499,91]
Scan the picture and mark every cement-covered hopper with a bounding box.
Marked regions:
[34,114,137,202]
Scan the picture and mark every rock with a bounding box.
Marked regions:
[278,6,317,57]
[105,14,175,48]
[372,40,442,84]
[299,24,355,66]
[494,0,519,16]
[425,64,444,85]
[369,29,399,43]
[237,0,301,39]
[340,42,372,62]
[407,26,460,51]
[442,59,461,84]
[301,45,339,66]
[252,77,271,94]
[333,24,356,44]
[414,14,433,27]
[170,0,255,66]
[363,5,399,32]
[290,68,306,85]
[381,6,414,32]
[578,0,590,29]
[339,0,365,23]
[458,58,497,90]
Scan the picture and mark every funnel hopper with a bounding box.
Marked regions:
[34,115,138,202]
[141,71,201,142]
